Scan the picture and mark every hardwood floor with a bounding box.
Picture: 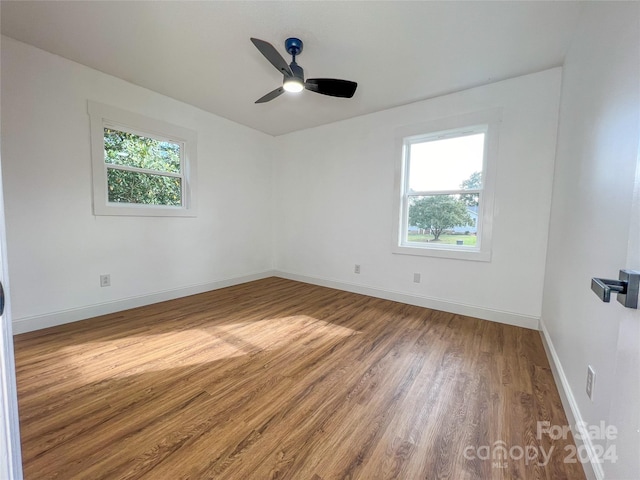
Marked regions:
[14,277,585,479]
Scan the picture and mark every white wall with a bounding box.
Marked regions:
[2,36,563,333]
[274,69,562,328]
[541,3,640,479]
[1,37,275,333]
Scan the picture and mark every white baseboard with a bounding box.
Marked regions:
[13,269,539,333]
[539,319,601,480]
[12,270,277,335]
[274,270,540,330]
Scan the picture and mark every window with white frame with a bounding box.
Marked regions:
[393,110,500,261]
[89,101,197,217]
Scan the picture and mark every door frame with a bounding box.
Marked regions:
[0,71,23,478]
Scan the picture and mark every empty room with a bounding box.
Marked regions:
[0,1,638,479]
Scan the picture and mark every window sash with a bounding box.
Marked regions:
[105,163,183,179]
[403,130,486,195]
[89,101,197,217]
[400,129,486,250]
[103,131,186,206]
[106,170,183,206]
[407,188,482,196]
[401,192,482,246]
[103,124,185,176]
[103,121,186,149]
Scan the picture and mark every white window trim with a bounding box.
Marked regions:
[88,101,197,217]
[392,108,501,262]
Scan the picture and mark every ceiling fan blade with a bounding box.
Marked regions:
[305,78,357,98]
[250,38,293,77]
[255,87,285,104]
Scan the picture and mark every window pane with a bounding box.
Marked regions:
[406,194,478,246]
[408,133,484,192]
[107,169,182,206]
[104,128,181,174]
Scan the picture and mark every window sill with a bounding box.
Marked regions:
[94,202,196,217]
[392,244,492,262]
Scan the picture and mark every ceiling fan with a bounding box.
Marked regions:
[250,37,358,104]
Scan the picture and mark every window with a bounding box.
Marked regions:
[89,102,197,216]
[393,110,500,261]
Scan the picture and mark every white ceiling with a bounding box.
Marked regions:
[1,1,584,136]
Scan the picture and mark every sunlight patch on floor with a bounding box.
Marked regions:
[58,316,359,381]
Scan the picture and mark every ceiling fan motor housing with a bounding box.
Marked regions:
[285,37,303,57]
[288,62,304,81]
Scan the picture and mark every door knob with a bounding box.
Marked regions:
[591,270,640,309]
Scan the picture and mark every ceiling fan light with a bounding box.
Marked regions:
[283,77,304,93]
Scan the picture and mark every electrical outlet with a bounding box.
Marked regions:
[586,365,595,400]
[413,273,421,283]
[354,264,361,274]
[100,274,111,287]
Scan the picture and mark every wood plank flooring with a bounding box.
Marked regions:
[13,277,586,479]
